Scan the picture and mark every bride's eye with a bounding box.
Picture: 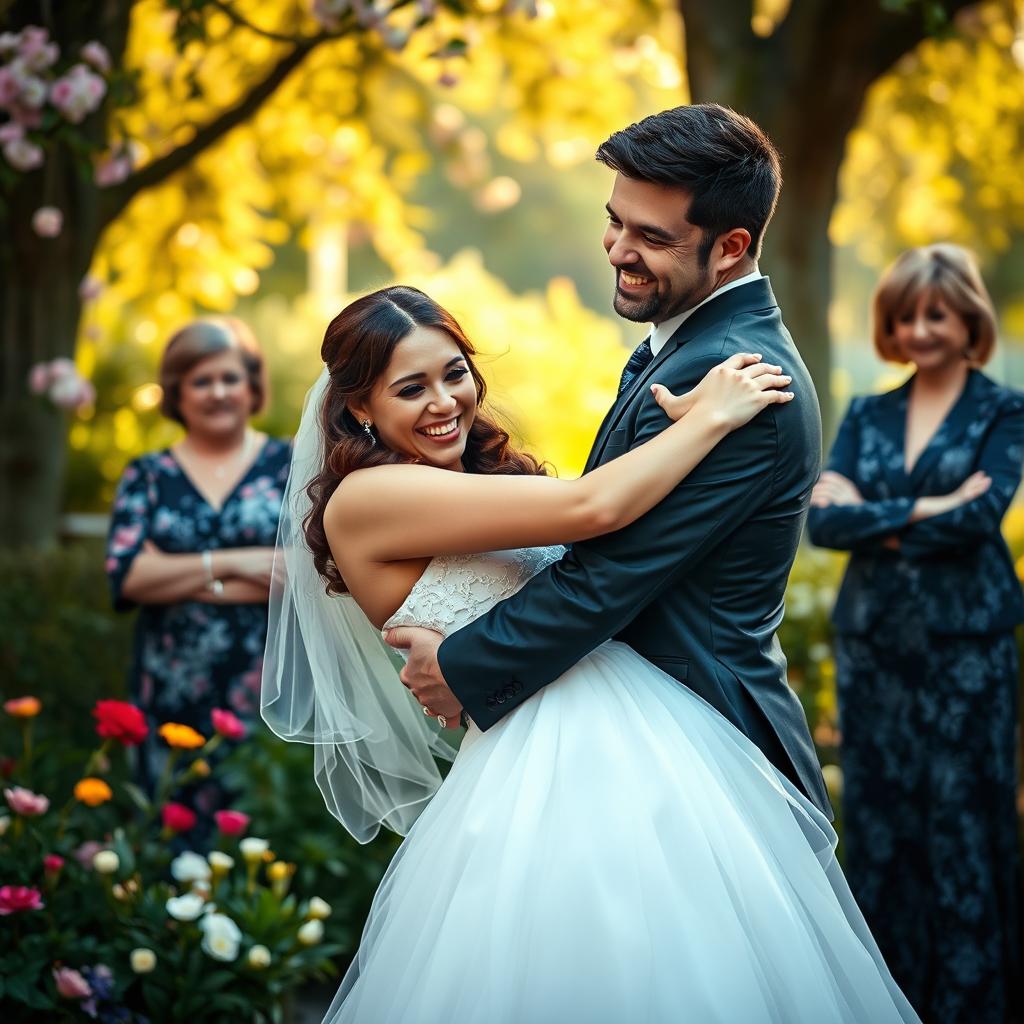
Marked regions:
[446,367,470,382]
[397,384,425,399]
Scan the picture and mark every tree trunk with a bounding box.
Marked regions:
[0,151,100,548]
[679,0,981,441]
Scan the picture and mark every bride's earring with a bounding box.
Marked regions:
[362,420,376,446]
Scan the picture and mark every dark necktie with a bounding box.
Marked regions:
[617,337,654,395]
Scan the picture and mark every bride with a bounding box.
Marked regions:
[262,285,918,1023]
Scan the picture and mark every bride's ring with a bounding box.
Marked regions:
[423,705,433,717]
[437,715,447,729]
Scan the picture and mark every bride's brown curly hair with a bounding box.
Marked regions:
[305,285,547,595]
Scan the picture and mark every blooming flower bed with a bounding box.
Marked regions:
[0,697,345,1022]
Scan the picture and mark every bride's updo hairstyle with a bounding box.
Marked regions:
[305,285,546,594]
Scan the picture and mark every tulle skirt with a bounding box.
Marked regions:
[326,640,919,1023]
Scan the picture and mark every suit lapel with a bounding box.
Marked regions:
[584,278,779,471]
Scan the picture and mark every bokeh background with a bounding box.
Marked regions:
[2,0,1024,1013]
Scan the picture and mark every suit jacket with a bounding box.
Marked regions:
[438,277,833,819]
[807,369,1024,635]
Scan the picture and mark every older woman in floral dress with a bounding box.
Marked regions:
[808,245,1023,1024]
[106,319,290,818]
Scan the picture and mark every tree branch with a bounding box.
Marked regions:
[207,0,318,45]
[103,32,331,221]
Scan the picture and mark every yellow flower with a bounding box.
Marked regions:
[4,696,42,718]
[267,860,292,882]
[190,758,211,778]
[158,723,205,749]
[74,777,113,807]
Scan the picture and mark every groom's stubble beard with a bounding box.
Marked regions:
[612,252,715,326]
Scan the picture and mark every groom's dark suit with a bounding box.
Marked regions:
[438,277,832,819]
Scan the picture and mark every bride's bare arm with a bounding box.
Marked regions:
[326,354,793,562]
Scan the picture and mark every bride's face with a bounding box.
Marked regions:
[352,326,478,471]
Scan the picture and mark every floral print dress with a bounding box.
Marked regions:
[808,371,1023,1024]
[106,438,290,814]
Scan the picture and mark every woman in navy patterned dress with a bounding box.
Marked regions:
[808,245,1023,1024]
[106,319,290,817]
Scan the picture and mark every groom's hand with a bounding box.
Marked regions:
[384,626,463,723]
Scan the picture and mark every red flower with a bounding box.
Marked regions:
[0,885,44,914]
[43,854,65,875]
[211,708,246,741]
[93,700,148,747]
[161,802,197,833]
[214,810,250,837]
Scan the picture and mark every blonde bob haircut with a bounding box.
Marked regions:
[872,244,997,366]
[159,317,267,424]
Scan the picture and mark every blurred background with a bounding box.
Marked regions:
[2,0,1024,1015]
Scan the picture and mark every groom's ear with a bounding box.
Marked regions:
[712,227,753,275]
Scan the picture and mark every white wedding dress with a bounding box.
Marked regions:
[325,546,919,1024]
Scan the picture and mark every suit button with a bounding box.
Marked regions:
[496,694,507,704]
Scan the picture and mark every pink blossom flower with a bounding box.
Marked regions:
[31,205,62,237]
[78,274,104,301]
[49,373,94,410]
[17,27,59,72]
[4,785,49,816]
[44,854,64,875]
[0,885,44,914]
[52,966,91,999]
[211,708,247,740]
[0,121,24,144]
[49,63,105,124]
[80,41,111,74]
[214,809,250,836]
[94,149,133,187]
[0,66,19,105]
[15,72,47,108]
[74,840,104,869]
[49,357,77,379]
[0,32,21,58]
[2,136,43,171]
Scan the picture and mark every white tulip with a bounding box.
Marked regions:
[200,913,242,962]
[165,892,205,921]
[92,849,119,874]
[306,896,332,920]
[247,944,272,969]
[297,919,324,946]
[129,948,156,974]
[208,851,234,872]
[170,851,212,884]
[238,837,269,863]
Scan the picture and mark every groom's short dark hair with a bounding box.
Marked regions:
[596,104,781,264]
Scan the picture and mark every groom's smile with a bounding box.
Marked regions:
[604,174,717,326]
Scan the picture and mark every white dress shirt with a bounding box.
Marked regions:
[649,270,764,357]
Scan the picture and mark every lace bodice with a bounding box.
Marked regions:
[383,547,564,638]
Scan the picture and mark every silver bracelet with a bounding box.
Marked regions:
[201,550,224,595]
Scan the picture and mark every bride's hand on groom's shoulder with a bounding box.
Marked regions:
[652,353,795,433]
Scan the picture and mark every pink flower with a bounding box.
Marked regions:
[44,854,64,875]
[211,708,246,741]
[94,149,132,187]
[0,66,19,105]
[4,785,49,816]
[17,27,59,73]
[48,357,77,379]
[0,122,23,145]
[0,885,44,914]
[78,274,103,301]
[2,136,43,171]
[214,810,250,837]
[52,966,91,999]
[29,360,55,396]
[80,41,111,74]
[49,63,105,124]
[31,205,62,237]
[74,840,104,869]
[161,802,197,833]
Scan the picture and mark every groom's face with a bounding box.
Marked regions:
[603,174,713,325]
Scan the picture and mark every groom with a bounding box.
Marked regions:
[389,103,832,818]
